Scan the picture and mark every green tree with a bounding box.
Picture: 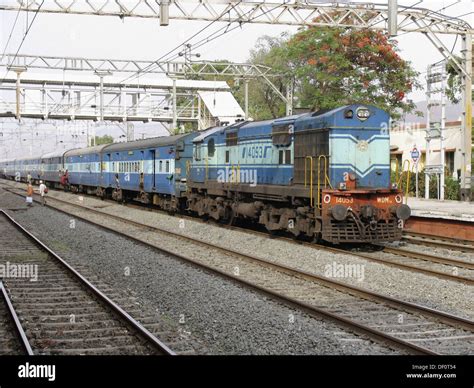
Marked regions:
[282,27,420,118]
[94,135,114,145]
[245,35,290,119]
[445,57,462,104]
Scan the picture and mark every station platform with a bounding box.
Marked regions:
[406,197,474,222]
[405,197,474,242]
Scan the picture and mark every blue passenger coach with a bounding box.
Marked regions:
[64,145,108,194]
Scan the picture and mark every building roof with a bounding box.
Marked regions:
[198,91,245,123]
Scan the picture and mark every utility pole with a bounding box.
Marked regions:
[460,33,472,201]
[425,62,447,200]
[286,81,293,116]
[94,70,113,122]
[388,0,398,37]
[244,78,249,120]
[172,78,177,132]
[8,66,27,121]
[160,0,169,26]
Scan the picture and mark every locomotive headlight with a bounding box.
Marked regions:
[331,205,348,221]
[356,107,370,121]
[396,204,411,220]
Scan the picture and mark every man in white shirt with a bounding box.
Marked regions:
[38,180,47,206]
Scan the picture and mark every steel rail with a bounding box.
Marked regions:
[381,246,474,271]
[403,232,474,254]
[0,209,176,356]
[0,280,34,355]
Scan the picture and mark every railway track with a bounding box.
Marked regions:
[4,179,473,285]
[0,281,33,355]
[402,231,474,254]
[3,179,474,285]
[0,209,175,355]
[3,183,474,355]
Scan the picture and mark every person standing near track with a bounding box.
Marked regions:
[38,180,48,206]
[25,183,34,207]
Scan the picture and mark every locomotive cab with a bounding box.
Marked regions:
[301,104,411,243]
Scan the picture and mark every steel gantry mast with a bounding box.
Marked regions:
[0,0,472,196]
[0,1,470,34]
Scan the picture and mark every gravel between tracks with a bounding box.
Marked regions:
[33,187,473,322]
[0,187,399,355]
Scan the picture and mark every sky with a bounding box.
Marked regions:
[0,0,472,158]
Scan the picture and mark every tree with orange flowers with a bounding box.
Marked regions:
[283,27,420,118]
[247,27,420,119]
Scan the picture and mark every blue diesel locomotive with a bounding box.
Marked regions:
[0,104,410,243]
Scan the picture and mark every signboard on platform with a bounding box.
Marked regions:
[410,146,420,164]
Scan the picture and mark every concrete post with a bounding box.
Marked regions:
[460,33,472,200]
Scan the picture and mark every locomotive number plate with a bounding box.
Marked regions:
[335,197,353,204]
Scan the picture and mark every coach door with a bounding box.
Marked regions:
[150,150,156,189]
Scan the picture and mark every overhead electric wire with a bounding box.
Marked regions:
[0,0,45,84]
[73,1,248,103]
[396,0,471,37]
[76,0,274,103]
[1,6,22,60]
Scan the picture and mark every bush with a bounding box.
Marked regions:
[393,169,460,200]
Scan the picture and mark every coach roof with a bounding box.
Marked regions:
[64,144,110,158]
[103,134,190,153]
[41,150,67,159]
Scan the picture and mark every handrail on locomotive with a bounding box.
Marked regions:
[304,155,332,209]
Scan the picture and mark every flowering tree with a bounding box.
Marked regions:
[284,27,420,118]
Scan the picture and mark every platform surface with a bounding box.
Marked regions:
[406,197,474,222]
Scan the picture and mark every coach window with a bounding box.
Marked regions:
[195,143,202,161]
[166,161,170,173]
[159,161,163,172]
[285,150,291,165]
[226,132,238,146]
[225,150,230,164]
[279,150,284,164]
[208,138,215,158]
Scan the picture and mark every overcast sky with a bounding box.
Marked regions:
[0,0,472,158]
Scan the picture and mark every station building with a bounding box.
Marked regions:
[390,120,464,180]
